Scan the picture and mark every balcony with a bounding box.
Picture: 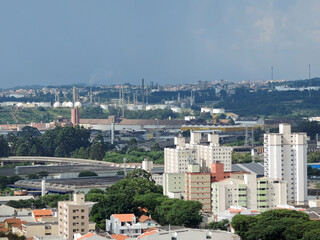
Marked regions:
[257,183,267,189]
[257,189,267,194]
[257,201,268,206]
[257,195,267,201]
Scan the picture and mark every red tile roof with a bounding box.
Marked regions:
[138,215,152,223]
[113,214,135,222]
[77,232,95,240]
[111,234,130,240]
[32,209,53,222]
[137,230,158,238]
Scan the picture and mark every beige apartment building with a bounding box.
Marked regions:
[58,193,94,240]
[19,222,58,238]
[185,165,211,213]
[163,173,185,198]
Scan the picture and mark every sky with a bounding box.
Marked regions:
[1,0,320,88]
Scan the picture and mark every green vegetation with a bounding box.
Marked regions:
[25,171,49,179]
[308,166,320,177]
[0,175,21,190]
[7,126,90,157]
[87,169,202,229]
[208,219,229,231]
[231,209,320,240]
[0,232,26,240]
[308,152,320,163]
[78,171,98,177]
[104,150,164,164]
[232,152,252,164]
[216,86,320,118]
[6,194,70,209]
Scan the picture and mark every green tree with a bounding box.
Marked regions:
[0,135,9,157]
[38,171,49,178]
[78,171,98,177]
[302,229,320,240]
[16,142,29,156]
[21,126,41,137]
[151,142,160,151]
[154,199,203,228]
[0,176,10,190]
[126,169,155,183]
[26,173,39,179]
[40,194,69,208]
[72,147,89,159]
[90,143,105,160]
[209,219,229,231]
[232,209,311,240]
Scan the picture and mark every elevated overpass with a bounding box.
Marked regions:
[0,156,139,168]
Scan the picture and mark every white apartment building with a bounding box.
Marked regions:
[164,132,232,173]
[264,123,307,204]
[197,133,232,172]
[58,194,95,240]
[211,174,287,216]
[164,135,197,173]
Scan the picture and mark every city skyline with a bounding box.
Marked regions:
[1,1,320,88]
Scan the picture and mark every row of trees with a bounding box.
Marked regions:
[86,169,202,229]
[0,126,111,160]
[6,194,70,209]
[231,209,320,240]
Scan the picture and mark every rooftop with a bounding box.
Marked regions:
[113,214,135,222]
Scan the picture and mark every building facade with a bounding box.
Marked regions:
[58,194,92,240]
[211,174,287,216]
[164,132,232,174]
[185,165,211,213]
[264,123,307,204]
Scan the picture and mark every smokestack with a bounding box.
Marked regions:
[72,86,78,104]
[141,78,145,104]
[71,108,80,126]
[41,178,46,197]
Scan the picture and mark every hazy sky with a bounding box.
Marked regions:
[1,0,320,88]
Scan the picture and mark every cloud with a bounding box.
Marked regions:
[255,17,275,43]
[312,30,320,42]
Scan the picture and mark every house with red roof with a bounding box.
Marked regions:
[106,214,159,238]
[31,209,53,222]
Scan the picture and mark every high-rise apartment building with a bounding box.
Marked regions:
[264,123,307,204]
[164,132,232,173]
[185,164,211,213]
[164,135,197,173]
[58,194,92,240]
[197,134,232,172]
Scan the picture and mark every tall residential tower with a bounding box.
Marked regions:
[264,123,307,204]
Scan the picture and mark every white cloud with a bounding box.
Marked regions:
[255,17,275,43]
[312,30,320,42]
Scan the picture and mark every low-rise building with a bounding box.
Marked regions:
[211,174,287,218]
[106,214,142,238]
[14,222,58,238]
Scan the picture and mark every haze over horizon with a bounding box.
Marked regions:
[1,0,320,88]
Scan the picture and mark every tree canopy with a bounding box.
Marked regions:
[231,209,320,240]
